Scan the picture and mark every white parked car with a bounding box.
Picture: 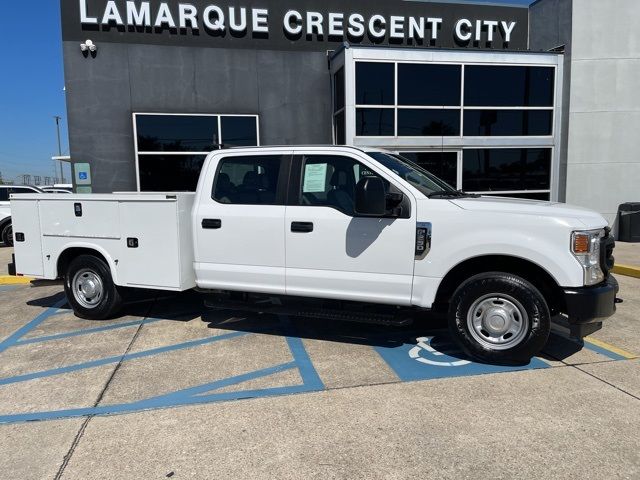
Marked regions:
[8,147,618,364]
[0,185,43,246]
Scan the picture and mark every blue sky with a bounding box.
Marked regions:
[0,2,70,184]
[0,0,532,185]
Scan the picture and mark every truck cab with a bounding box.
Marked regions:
[10,146,618,365]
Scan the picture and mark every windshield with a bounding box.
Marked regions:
[367,152,457,197]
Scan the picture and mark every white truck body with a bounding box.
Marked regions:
[9,146,618,363]
[12,193,196,290]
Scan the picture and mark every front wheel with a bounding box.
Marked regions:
[64,254,123,320]
[1,222,13,247]
[448,272,550,365]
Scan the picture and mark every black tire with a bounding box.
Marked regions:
[1,222,13,247]
[448,272,550,365]
[64,254,123,320]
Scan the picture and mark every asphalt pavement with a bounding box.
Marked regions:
[0,267,638,479]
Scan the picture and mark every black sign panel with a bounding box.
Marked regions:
[61,0,529,51]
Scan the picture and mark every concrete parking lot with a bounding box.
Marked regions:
[0,246,638,479]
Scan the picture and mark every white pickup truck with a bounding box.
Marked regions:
[9,146,618,364]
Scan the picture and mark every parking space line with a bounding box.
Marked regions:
[0,318,325,424]
[0,330,248,387]
[0,298,67,355]
[14,318,165,346]
[583,338,635,361]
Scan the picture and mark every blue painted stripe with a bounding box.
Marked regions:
[285,336,324,390]
[0,330,248,386]
[139,361,298,405]
[0,299,67,354]
[15,318,165,346]
[0,384,316,424]
[582,341,627,361]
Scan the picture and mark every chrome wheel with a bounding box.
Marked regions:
[466,293,529,351]
[72,268,104,309]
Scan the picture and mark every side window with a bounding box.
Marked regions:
[212,155,285,205]
[0,188,8,201]
[300,155,387,216]
[11,187,36,194]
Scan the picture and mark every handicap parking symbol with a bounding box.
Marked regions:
[375,333,548,382]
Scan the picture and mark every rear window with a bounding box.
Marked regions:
[212,155,286,205]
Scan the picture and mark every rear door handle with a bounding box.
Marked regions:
[291,221,313,233]
[202,218,222,229]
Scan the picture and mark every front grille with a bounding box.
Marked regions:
[601,227,615,275]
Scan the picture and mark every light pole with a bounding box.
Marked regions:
[54,116,63,183]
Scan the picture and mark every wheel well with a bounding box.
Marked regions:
[57,248,109,279]
[434,255,563,313]
[0,216,10,230]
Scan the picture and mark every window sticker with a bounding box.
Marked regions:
[303,163,328,193]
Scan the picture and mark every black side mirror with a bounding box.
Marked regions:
[355,176,386,216]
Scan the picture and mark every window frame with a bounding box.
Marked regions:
[331,47,563,201]
[290,153,410,219]
[350,59,556,140]
[133,113,260,192]
[210,153,292,206]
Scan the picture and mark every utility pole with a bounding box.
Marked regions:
[54,116,64,183]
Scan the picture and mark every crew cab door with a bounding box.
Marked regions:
[193,151,292,294]
[285,150,417,305]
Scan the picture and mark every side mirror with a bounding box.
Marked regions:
[355,176,386,216]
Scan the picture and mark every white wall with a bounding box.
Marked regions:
[566,0,640,230]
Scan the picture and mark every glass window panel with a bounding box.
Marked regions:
[220,116,258,147]
[356,108,394,136]
[398,109,460,136]
[483,192,550,201]
[0,188,8,201]
[462,148,552,192]
[136,115,218,151]
[463,110,553,136]
[464,66,555,107]
[299,155,387,215]
[212,155,284,205]
[398,64,461,106]
[334,67,345,112]
[399,152,458,188]
[334,111,345,145]
[138,154,206,191]
[356,62,394,105]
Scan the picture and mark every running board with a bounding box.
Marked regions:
[203,294,414,327]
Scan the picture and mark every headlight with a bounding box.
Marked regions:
[571,229,605,286]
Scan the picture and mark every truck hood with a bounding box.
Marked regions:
[448,196,608,229]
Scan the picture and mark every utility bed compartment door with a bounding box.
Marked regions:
[40,200,120,239]
[116,196,195,290]
[10,200,44,277]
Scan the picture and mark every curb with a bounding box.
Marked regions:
[612,264,640,279]
[0,276,33,285]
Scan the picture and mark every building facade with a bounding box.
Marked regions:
[60,0,639,230]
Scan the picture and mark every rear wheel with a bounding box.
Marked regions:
[448,272,550,365]
[64,254,122,320]
[1,222,13,247]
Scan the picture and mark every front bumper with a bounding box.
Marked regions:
[559,275,619,338]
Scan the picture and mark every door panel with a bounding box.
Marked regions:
[285,153,416,305]
[194,153,290,294]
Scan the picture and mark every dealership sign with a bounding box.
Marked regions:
[63,0,528,51]
[78,0,518,43]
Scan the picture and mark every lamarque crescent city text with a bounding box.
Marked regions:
[78,0,519,43]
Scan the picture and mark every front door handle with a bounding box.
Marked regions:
[291,221,313,233]
[202,218,222,229]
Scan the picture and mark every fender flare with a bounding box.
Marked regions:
[55,242,121,285]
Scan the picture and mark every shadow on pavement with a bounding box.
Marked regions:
[23,288,587,362]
